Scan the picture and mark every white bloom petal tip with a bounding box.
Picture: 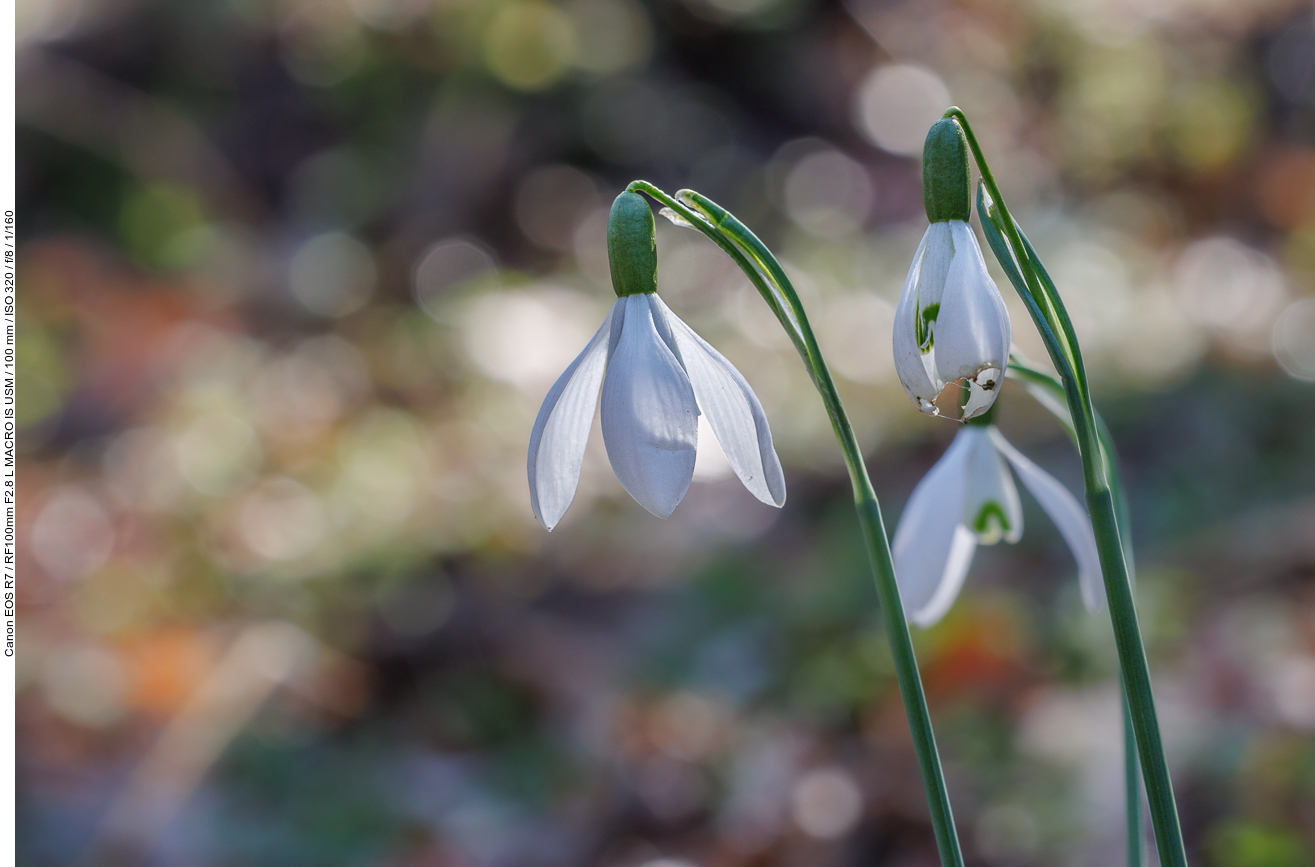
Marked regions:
[989,429,1105,614]
[892,430,974,626]
[656,295,786,509]
[527,303,617,530]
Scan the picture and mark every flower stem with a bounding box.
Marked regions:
[958,106,1188,867]
[627,180,966,867]
[1007,358,1142,867]
[1124,678,1145,867]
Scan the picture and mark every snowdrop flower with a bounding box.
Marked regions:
[893,118,1010,421]
[892,424,1104,627]
[527,191,785,530]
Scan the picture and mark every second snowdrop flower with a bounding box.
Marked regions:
[527,191,786,530]
[892,424,1104,627]
[893,118,1011,421]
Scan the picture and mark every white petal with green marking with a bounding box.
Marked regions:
[892,220,1011,421]
[892,425,1103,626]
[961,427,1022,545]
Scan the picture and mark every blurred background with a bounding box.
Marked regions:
[14,0,1315,864]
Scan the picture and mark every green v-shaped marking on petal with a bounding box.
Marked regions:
[916,302,940,352]
[973,500,1010,537]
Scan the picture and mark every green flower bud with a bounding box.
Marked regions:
[922,117,971,224]
[608,191,658,297]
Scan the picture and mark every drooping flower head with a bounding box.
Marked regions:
[893,118,1011,422]
[892,422,1104,627]
[527,191,785,530]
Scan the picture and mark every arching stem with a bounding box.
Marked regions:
[962,105,1186,867]
[627,180,966,867]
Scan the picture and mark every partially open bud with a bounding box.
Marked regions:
[608,191,658,297]
[893,118,1010,422]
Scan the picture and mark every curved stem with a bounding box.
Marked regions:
[961,106,1188,867]
[628,181,966,867]
[1007,358,1141,866]
[624,182,810,366]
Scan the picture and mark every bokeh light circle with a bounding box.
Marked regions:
[483,0,577,91]
[461,288,597,389]
[1173,237,1287,352]
[289,232,376,318]
[238,478,330,563]
[1273,298,1315,381]
[854,64,951,157]
[514,165,600,251]
[41,644,128,727]
[782,148,873,238]
[566,0,652,75]
[413,237,498,321]
[31,487,115,582]
[791,767,863,839]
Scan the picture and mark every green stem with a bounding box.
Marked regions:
[1123,678,1145,867]
[1007,359,1142,867]
[956,106,1188,867]
[1005,357,1134,573]
[627,181,965,867]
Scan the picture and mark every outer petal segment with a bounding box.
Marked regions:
[933,222,1011,397]
[656,297,786,508]
[527,302,618,530]
[892,225,944,413]
[601,295,699,518]
[990,428,1105,612]
[892,430,976,627]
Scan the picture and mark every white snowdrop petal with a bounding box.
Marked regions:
[893,226,943,412]
[990,428,1106,612]
[600,295,699,518]
[914,222,955,311]
[647,291,685,361]
[962,427,1023,545]
[658,298,785,507]
[913,526,979,628]
[892,431,976,626]
[527,302,618,530]
[933,222,1011,388]
[607,297,628,362]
